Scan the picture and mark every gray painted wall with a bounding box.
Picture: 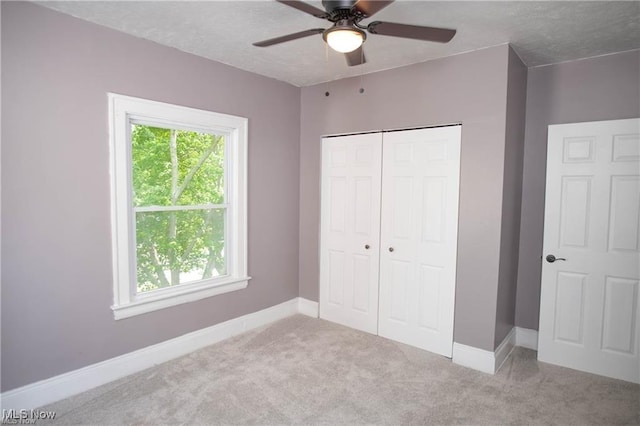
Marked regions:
[515,49,640,330]
[299,45,515,352]
[494,47,527,347]
[1,2,301,392]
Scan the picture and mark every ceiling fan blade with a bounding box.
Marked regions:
[353,0,394,18]
[253,28,325,47]
[345,46,366,66]
[368,21,456,43]
[277,0,329,19]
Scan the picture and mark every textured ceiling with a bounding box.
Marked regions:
[38,1,640,87]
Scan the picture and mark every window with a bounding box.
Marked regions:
[108,94,249,319]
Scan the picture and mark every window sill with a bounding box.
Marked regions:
[111,276,251,320]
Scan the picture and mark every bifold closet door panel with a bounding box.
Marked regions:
[378,126,461,357]
[319,133,383,334]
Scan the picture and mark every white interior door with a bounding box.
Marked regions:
[378,126,461,357]
[319,133,382,334]
[538,118,640,383]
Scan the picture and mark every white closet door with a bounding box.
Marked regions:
[378,126,461,357]
[538,118,640,383]
[319,133,383,334]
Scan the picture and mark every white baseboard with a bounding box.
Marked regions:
[494,327,516,372]
[297,298,319,318]
[453,327,517,375]
[515,327,538,350]
[452,342,496,374]
[1,297,316,411]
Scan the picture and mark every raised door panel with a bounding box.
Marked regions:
[612,134,640,162]
[327,250,345,306]
[418,265,442,331]
[354,178,373,235]
[388,260,410,324]
[352,254,372,313]
[553,272,587,345]
[329,177,347,234]
[559,177,592,249]
[391,177,414,239]
[421,177,446,244]
[601,277,638,355]
[608,177,640,253]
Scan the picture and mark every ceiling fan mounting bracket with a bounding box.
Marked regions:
[322,1,357,12]
[322,0,365,22]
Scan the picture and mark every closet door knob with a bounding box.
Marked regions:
[365,244,370,250]
[388,247,394,252]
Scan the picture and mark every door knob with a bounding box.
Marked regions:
[365,244,370,250]
[546,254,566,263]
[388,247,394,252]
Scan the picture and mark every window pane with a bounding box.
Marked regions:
[135,208,226,293]
[131,124,225,207]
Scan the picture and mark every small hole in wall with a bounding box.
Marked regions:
[325,91,330,97]
[359,88,365,94]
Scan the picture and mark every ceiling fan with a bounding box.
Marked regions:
[253,0,456,66]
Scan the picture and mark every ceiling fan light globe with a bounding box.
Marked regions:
[324,27,365,53]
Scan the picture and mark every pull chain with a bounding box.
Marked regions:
[359,48,365,94]
[325,43,330,97]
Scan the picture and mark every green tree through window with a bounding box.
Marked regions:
[131,125,226,293]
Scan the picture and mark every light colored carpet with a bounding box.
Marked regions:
[41,315,639,425]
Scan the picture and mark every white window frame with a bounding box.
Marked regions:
[108,93,249,320]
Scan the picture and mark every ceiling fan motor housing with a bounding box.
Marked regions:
[322,0,365,22]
